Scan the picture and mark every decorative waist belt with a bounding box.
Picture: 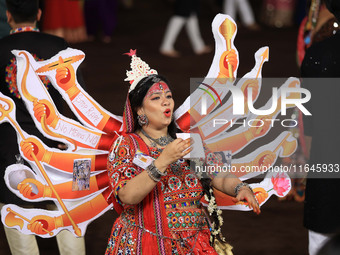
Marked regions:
[164,200,200,209]
[120,208,207,242]
[166,208,207,231]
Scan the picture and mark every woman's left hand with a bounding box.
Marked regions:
[232,187,261,215]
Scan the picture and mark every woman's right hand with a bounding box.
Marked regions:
[155,138,192,170]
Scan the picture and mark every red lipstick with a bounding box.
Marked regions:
[164,109,171,117]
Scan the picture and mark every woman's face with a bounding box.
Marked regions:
[138,81,174,130]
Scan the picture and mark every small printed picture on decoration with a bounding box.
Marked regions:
[72,159,91,191]
[214,151,232,166]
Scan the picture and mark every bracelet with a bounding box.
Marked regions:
[43,185,52,198]
[54,215,64,229]
[145,161,166,182]
[149,161,167,176]
[145,167,160,182]
[234,182,253,197]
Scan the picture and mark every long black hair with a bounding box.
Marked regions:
[128,74,177,138]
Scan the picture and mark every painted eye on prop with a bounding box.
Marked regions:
[118,147,127,157]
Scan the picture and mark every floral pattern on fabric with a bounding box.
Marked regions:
[201,143,224,178]
[147,147,204,209]
[105,135,217,254]
[206,152,219,166]
[166,209,207,230]
[170,229,218,255]
[105,209,138,255]
[107,136,137,207]
[185,174,198,188]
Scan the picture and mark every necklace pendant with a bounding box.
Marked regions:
[140,129,173,147]
[158,136,169,146]
[171,160,182,176]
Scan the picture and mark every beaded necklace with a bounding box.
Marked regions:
[10,26,39,34]
[6,26,48,99]
[140,129,173,147]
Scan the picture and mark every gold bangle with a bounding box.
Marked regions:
[54,215,64,229]
[41,150,53,164]
[234,182,253,197]
[50,117,59,129]
[66,85,80,99]
[244,129,255,142]
[43,186,52,198]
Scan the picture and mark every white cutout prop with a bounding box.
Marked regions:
[0,14,298,238]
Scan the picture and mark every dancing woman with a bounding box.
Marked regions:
[105,51,260,254]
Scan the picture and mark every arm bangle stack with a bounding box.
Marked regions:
[234,182,253,197]
[145,161,167,182]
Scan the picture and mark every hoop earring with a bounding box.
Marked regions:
[137,114,148,126]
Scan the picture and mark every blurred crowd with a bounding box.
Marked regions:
[0,0,313,45]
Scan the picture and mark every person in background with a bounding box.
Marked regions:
[84,0,117,43]
[223,0,260,30]
[301,0,340,254]
[297,0,340,66]
[0,0,11,38]
[280,0,340,204]
[41,0,87,43]
[160,0,211,57]
[0,0,86,254]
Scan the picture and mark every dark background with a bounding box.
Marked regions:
[0,0,307,254]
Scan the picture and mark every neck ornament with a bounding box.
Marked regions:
[140,129,173,147]
[10,26,39,34]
